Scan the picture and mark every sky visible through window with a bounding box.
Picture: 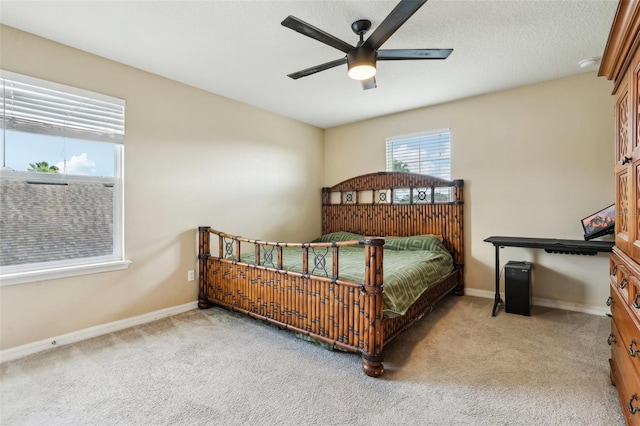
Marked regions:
[1,130,114,177]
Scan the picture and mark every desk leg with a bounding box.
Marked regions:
[491,245,503,316]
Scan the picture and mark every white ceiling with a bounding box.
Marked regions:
[0,0,618,129]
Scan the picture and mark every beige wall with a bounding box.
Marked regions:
[325,72,615,309]
[0,24,616,351]
[0,25,324,350]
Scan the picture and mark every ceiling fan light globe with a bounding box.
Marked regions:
[348,64,376,80]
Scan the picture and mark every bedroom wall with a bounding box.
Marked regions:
[324,72,615,311]
[0,25,324,350]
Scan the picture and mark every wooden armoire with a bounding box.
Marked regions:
[600,1,640,424]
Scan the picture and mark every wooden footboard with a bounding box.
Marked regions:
[198,227,387,376]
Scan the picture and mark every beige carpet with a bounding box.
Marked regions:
[0,296,624,425]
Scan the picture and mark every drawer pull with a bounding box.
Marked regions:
[622,156,633,165]
[620,278,628,289]
[611,265,618,276]
[630,339,639,357]
[634,293,640,309]
[629,394,639,415]
[608,334,616,345]
[606,296,614,307]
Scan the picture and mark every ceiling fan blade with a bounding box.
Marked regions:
[281,16,354,53]
[365,0,428,50]
[377,48,453,60]
[361,77,377,90]
[287,57,347,79]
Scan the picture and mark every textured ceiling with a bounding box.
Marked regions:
[0,0,618,129]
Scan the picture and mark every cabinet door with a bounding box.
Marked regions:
[616,79,632,255]
[632,62,640,263]
[633,159,640,262]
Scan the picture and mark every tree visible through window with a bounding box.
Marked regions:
[386,130,451,180]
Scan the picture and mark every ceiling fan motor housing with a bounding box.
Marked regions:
[347,46,377,80]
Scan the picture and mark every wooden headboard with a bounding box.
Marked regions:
[321,172,464,268]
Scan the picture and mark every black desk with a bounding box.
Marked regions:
[483,236,614,316]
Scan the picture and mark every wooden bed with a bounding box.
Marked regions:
[197,171,464,376]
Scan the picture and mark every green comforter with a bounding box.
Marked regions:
[237,233,453,318]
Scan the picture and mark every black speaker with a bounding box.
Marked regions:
[504,261,532,316]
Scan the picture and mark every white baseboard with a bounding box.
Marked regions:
[1,292,609,363]
[0,301,199,363]
[464,288,610,317]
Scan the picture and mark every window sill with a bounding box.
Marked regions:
[0,260,132,286]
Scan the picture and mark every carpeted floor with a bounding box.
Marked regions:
[0,296,625,425]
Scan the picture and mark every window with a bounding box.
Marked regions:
[385,129,451,180]
[0,70,129,285]
[386,129,452,203]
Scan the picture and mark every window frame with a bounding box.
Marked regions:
[0,71,130,286]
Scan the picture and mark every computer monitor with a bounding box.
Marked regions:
[581,204,615,241]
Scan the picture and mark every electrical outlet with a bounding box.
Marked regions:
[187,270,195,281]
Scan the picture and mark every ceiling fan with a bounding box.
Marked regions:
[281,0,453,90]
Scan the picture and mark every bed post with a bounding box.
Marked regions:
[360,237,385,377]
[452,179,465,296]
[321,187,331,235]
[198,226,213,309]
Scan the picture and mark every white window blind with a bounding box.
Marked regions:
[386,129,451,180]
[1,71,125,144]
